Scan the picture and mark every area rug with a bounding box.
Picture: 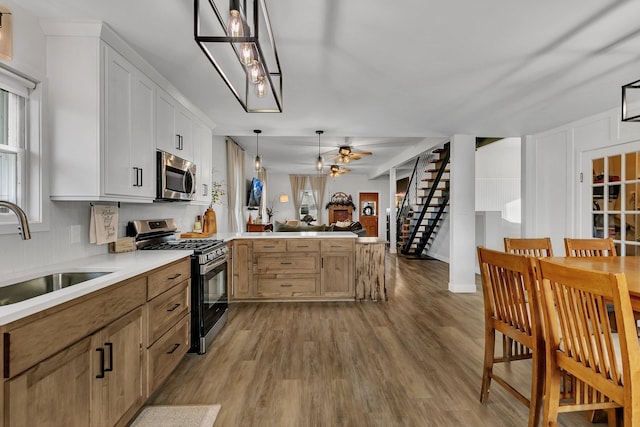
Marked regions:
[130,404,221,427]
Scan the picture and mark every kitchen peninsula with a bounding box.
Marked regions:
[224,231,358,301]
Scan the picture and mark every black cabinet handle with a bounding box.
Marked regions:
[104,342,113,372]
[138,168,143,187]
[167,343,180,354]
[96,348,105,378]
[281,284,293,288]
[167,303,181,312]
[168,273,182,280]
[280,261,292,265]
[263,245,275,249]
[175,134,181,150]
[132,167,140,187]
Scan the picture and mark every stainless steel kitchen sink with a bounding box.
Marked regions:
[0,271,112,306]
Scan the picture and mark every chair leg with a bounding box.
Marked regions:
[528,350,544,427]
[480,327,496,403]
[502,335,512,362]
[543,364,561,427]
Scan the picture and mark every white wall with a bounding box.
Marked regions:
[0,4,225,274]
[526,104,640,255]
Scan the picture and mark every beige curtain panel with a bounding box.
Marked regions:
[309,175,327,224]
[289,175,307,220]
[226,138,245,232]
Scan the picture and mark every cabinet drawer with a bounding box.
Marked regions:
[4,276,146,379]
[147,258,191,300]
[147,279,190,346]
[321,239,355,252]
[146,314,189,396]
[253,239,287,252]
[286,239,320,252]
[255,253,320,274]
[256,276,319,297]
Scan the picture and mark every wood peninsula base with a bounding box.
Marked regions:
[355,237,387,301]
[229,233,357,301]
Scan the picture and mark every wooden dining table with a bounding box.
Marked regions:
[546,256,640,311]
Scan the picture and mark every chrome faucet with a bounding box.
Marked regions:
[0,201,31,240]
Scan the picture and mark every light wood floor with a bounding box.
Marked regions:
[150,254,603,426]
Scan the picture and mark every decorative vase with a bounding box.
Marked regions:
[203,207,217,234]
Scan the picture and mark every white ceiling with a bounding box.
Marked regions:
[19,0,640,175]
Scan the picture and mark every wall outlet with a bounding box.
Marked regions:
[70,225,81,244]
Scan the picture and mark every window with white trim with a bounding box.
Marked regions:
[0,67,42,231]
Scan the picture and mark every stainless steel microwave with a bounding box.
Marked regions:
[156,150,197,201]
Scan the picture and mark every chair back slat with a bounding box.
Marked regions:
[504,237,554,257]
[564,238,616,257]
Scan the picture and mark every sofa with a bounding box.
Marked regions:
[273,220,367,237]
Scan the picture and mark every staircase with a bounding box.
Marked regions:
[397,143,450,256]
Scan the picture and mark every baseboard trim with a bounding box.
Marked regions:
[448,282,477,293]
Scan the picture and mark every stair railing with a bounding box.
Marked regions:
[402,142,450,255]
[396,154,431,247]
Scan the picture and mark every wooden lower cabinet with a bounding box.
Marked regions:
[321,252,354,297]
[230,238,355,301]
[91,307,144,427]
[7,337,92,427]
[231,240,253,299]
[6,307,144,427]
[1,257,192,427]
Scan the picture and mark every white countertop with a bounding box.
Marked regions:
[0,250,190,325]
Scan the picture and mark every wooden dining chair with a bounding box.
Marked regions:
[477,246,544,427]
[564,237,617,257]
[536,258,640,426]
[504,237,554,257]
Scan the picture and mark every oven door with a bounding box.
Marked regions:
[192,255,228,353]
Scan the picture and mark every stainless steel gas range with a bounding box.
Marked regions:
[128,218,228,354]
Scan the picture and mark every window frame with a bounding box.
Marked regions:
[0,67,47,236]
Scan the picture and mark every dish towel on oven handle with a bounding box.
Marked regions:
[90,204,119,245]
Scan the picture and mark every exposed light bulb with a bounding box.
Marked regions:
[343,156,350,164]
[255,76,267,97]
[337,157,343,163]
[228,10,244,37]
[254,155,262,171]
[240,43,254,66]
[316,155,324,172]
[249,60,263,83]
[254,129,262,171]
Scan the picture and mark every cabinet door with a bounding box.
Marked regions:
[321,252,354,297]
[156,88,178,155]
[130,71,156,198]
[103,45,134,197]
[193,120,212,203]
[231,241,253,299]
[6,337,92,427]
[175,106,193,159]
[91,307,144,427]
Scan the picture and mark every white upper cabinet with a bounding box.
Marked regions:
[45,21,213,203]
[156,87,193,160]
[103,46,155,199]
[192,120,213,205]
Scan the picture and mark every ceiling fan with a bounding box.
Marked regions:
[328,164,351,178]
[335,145,372,164]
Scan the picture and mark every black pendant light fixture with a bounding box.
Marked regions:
[254,129,262,171]
[315,130,324,172]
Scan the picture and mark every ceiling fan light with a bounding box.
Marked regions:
[228,9,244,37]
[343,156,350,164]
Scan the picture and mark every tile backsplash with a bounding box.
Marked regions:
[0,201,209,274]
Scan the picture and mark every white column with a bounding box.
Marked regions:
[449,134,477,293]
[389,167,397,253]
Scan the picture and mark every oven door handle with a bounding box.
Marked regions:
[201,256,228,275]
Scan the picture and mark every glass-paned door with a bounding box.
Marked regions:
[582,141,640,255]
